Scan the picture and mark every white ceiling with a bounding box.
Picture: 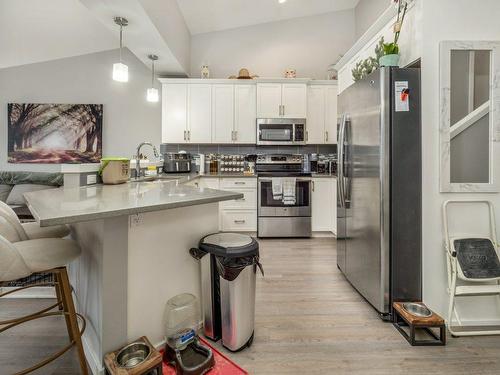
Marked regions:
[176,0,361,35]
[0,0,117,69]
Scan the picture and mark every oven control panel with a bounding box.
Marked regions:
[256,154,303,164]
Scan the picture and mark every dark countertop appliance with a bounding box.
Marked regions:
[163,153,192,173]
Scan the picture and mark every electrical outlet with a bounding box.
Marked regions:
[130,214,144,227]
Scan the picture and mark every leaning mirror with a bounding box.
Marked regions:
[440,41,500,192]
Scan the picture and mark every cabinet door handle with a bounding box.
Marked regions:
[234,130,237,141]
[312,181,315,192]
[188,130,191,141]
[234,220,246,224]
[183,130,186,141]
[282,105,285,117]
[325,131,329,142]
[234,181,246,185]
[306,131,308,142]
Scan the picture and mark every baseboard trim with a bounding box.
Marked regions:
[82,335,104,375]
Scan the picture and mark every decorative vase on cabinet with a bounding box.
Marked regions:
[379,54,400,67]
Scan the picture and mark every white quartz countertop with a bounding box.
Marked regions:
[24,179,242,227]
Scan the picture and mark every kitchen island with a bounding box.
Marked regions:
[24,178,242,375]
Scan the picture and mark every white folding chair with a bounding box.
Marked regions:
[443,199,500,336]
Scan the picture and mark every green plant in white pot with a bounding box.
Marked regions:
[379,0,408,67]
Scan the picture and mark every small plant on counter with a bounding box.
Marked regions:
[380,0,408,67]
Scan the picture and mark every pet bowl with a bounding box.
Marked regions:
[116,342,151,368]
[402,302,432,318]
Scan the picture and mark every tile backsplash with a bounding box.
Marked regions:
[160,143,337,156]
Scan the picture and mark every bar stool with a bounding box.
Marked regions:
[0,221,88,374]
[0,200,70,240]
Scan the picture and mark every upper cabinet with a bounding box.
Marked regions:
[161,79,335,145]
[234,84,257,144]
[162,83,188,143]
[307,83,338,144]
[212,84,234,143]
[256,83,307,118]
[188,84,212,143]
[162,83,211,143]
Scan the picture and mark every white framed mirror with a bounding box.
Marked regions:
[440,41,500,192]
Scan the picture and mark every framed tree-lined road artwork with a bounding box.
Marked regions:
[7,103,103,163]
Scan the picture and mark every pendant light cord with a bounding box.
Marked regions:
[151,60,155,87]
[119,25,123,63]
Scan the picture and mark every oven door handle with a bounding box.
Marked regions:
[258,178,311,182]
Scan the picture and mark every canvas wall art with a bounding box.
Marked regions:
[7,103,103,163]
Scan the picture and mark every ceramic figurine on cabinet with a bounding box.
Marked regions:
[201,65,210,79]
[284,69,296,78]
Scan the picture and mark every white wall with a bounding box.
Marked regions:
[190,10,356,79]
[138,0,191,74]
[0,0,116,69]
[421,0,500,323]
[0,48,161,172]
[354,0,389,38]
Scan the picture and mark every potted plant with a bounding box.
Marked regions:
[379,0,408,67]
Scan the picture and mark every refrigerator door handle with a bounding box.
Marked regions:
[337,114,346,208]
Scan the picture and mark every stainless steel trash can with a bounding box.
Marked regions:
[190,233,262,352]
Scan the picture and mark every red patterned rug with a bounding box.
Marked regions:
[160,337,248,374]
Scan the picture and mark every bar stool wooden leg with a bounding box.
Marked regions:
[57,267,89,375]
[54,271,74,341]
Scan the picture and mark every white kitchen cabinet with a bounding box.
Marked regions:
[221,210,257,232]
[311,178,335,232]
[212,84,234,143]
[162,83,188,143]
[307,84,338,144]
[307,86,326,144]
[188,84,212,143]
[257,83,307,118]
[282,84,307,118]
[234,85,257,143]
[256,83,282,118]
[325,86,338,144]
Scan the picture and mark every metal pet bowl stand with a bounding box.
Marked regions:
[393,302,446,346]
[104,336,163,374]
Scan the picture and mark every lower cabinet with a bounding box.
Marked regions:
[221,210,257,232]
[187,177,257,232]
[311,177,337,234]
[188,176,336,234]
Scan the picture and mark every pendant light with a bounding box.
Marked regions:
[146,54,159,102]
[113,16,129,82]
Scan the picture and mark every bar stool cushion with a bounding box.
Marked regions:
[13,238,81,275]
[22,222,71,240]
[0,200,70,241]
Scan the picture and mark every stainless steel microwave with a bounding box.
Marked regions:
[256,118,306,146]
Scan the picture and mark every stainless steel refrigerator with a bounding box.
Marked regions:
[337,67,422,318]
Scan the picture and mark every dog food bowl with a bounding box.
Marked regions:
[116,342,151,368]
[402,302,432,318]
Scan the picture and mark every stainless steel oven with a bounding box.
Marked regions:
[256,154,312,238]
[256,118,306,145]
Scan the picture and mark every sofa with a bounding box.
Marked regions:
[0,171,64,221]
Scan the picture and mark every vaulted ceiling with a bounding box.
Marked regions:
[1,0,360,74]
[176,0,361,34]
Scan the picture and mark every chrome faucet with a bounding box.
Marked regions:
[135,142,159,179]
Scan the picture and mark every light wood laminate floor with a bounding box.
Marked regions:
[2,238,500,374]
